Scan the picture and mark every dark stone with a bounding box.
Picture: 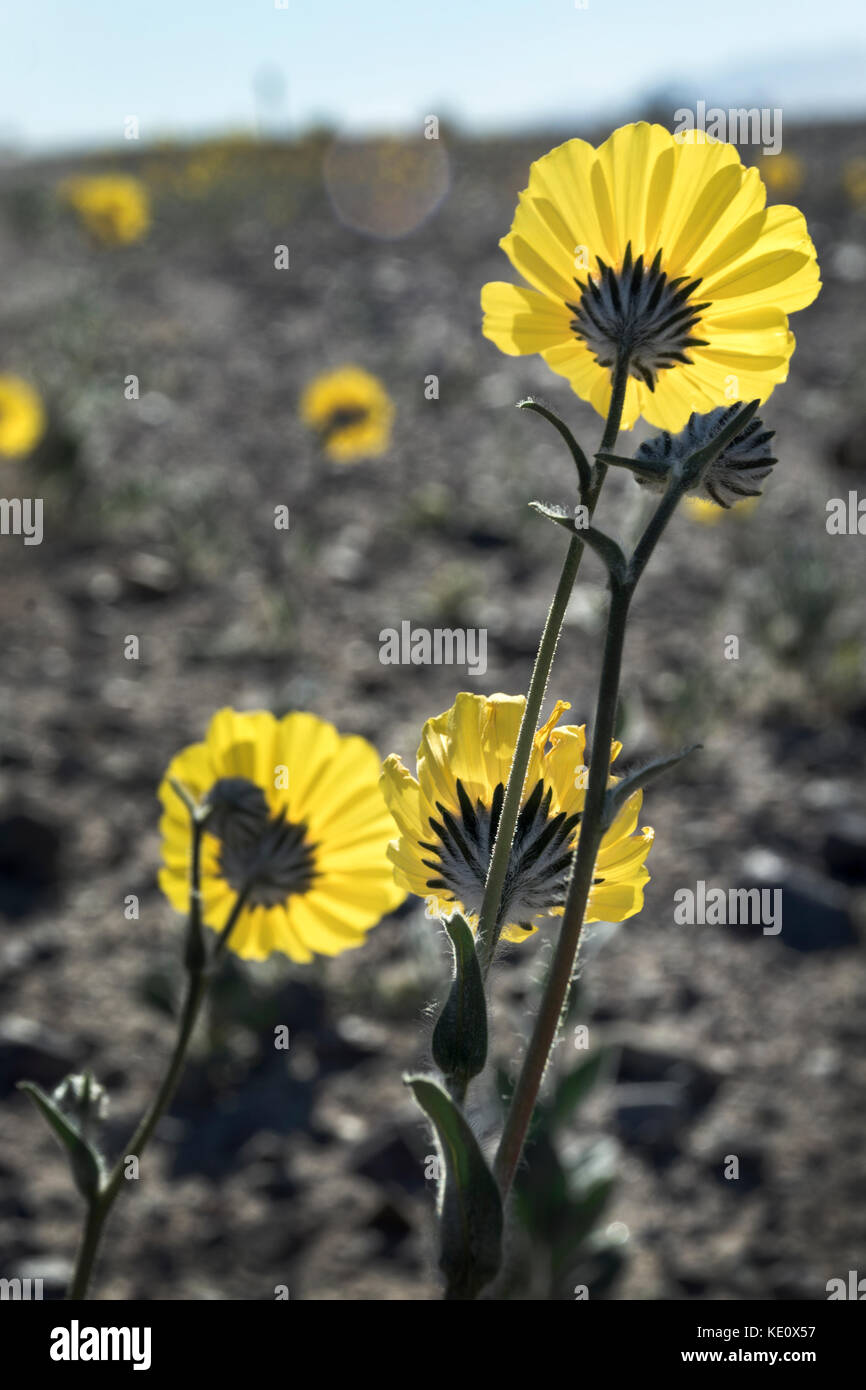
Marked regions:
[613,1081,684,1149]
[831,419,866,476]
[823,812,866,884]
[365,1200,413,1251]
[465,525,510,550]
[0,813,62,919]
[616,1043,720,1113]
[167,1057,315,1182]
[708,1145,765,1194]
[354,1132,425,1192]
[739,852,858,951]
[0,1016,83,1097]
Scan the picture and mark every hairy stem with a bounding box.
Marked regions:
[494,465,691,1199]
[476,353,631,976]
[493,582,630,1195]
[66,870,248,1299]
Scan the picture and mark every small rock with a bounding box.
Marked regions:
[123,551,180,597]
[613,1081,684,1149]
[0,812,61,919]
[616,1043,720,1113]
[9,1256,72,1300]
[354,1132,425,1192]
[740,850,858,951]
[0,1015,82,1096]
[823,812,866,884]
[365,1200,413,1251]
[707,1144,765,1194]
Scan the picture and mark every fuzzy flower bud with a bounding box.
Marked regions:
[52,1071,109,1140]
[635,403,776,508]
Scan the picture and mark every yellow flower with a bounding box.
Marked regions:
[683,496,759,525]
[842,157,866,207]
[300,366,394,462]
[481,122,820,431]
[381,693,653,942]
[0,375,45,458]
[759,152,804,196]
[61,174,150,246]
[158,708,405,962]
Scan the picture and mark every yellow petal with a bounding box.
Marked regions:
[481,281,572,355]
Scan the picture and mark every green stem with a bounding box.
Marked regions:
[493,582,631,1196]
[66,964,210,1300]
[66,876,248,1299]
[214,885,252,958]
[66,1196,110,1301]
[476,533,585,974]
[476,354,631,976]
[493,467,689,1199]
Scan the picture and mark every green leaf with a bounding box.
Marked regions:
[595,450,669,483]
[529,504,628,584]
[576,526,628,587]
[529,499,579,532]
[552,1173,617,1272]
[17,1080,104,1200]
[168,776,198,815]
[517,398,592,497]
[432,914,487,1094]
[513,1129,569,1244]
[550,1049,609,1129]
[603,744,701,828]
[407,1076,503,1300]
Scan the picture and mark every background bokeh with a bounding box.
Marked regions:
[0,1,865,1300]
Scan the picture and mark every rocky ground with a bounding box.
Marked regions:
[0,118,865,1300]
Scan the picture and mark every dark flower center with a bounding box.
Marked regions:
[322,405,369,439]
[567,242,710,390]
[419,777,592,931]
[205,777,317,907]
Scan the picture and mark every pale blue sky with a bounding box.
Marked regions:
[1,0,863,153]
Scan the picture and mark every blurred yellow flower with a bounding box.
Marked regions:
[158,708,405,962]
[759,152,805,196]
[381,692,653,941]
[61,174,150,246]
[683,496,760,525]
[0,375,45,458]
[300,365,394,462]
[842,157,866,207]
[482,122,821,431]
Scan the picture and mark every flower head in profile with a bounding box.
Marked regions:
[61,174,150,246]
[381,693,653,942]
[482,122,820,430]
[159,709,405,962]
[635,403,776,509]
[300,365,394,462]
[0,376,45,458]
